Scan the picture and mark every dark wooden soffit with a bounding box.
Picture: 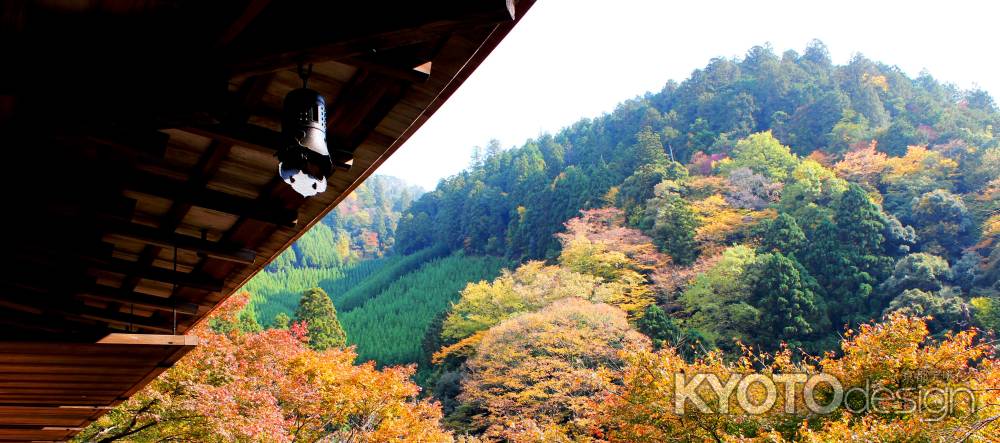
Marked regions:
[0,0,534,439]
[0,0,534,339]
[0,334,196,442]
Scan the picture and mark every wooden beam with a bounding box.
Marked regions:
[343,55,431,83]
[214,0,273,49]
[97,334,197,346]
[0,292,173,335]
[106,221,256,265]
[341,41,441,83]
[6,248,203,317]
[78,284,202,316]
[224,1,517,78]
[75,307,175,334]
[326,71,408,156]
[125,172,299,227]
[181,122,281,152]
[8,251,225,293]
[91,257,225,293]
[82,129,170,159]
[181,123,352,170]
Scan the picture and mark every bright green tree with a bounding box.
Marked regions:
[295,287,347,350]
[719,131,799,181]
[679,245,758,350]
[272,312,291,329]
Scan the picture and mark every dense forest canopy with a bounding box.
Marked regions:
[394,40,997,261]
[81,41,1000,442]
[267,174,422,272]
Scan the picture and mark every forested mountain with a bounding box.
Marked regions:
[387,42,999,439]
[83,41,1000,442]
[243,173,506,366]
[246,173,421,326]
[267,174,422,272]
[394,40,998,261]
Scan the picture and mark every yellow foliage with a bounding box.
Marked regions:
[985,214,1000,239]
[559,236,655,316]
[603,186,620,206]
[460,298,649,441]
[593,314,1000,442]
[691,194,774,245]
[884,145,958,183]
[687,175,729,199]
[863,72,890,92]
[432,331,487,365]
[441,261,649,343]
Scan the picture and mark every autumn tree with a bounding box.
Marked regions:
[295,287,347,350]
[457,298,649,440]
[558,236,655,316]
[594,315,1000,442]
[882,145,959,215]
[441,262,611,343]
[724,167,782,210]
[74,293,452,443]
[801,315,998,442]
[833,140,887,188]
[557,207,669,272]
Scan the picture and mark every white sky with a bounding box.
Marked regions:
[379,0,1000,190]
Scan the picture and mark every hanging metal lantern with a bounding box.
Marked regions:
[278,66,333,197]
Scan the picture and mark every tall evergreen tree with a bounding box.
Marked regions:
[295,287,347,350]
[755,213,806,255]
[747,253,828,349]
[272,312,291,329]
[802,184,894,327]
[636,305,682,350]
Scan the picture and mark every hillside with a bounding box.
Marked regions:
[246,41,998,369]
[394,41,998,261]
[266,174,422,272]
[132,41,1000,442]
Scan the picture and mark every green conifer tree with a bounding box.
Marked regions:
[636,305,681,350]
[747,253,828,349]
[755,213,806,255]
[272,312,291,329]
[295,287,347,350]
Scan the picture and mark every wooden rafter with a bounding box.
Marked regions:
[224,1,517,78]
[213,0,274,50]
